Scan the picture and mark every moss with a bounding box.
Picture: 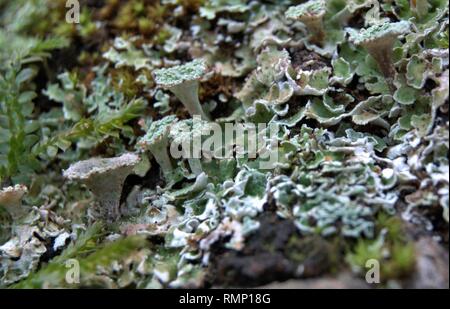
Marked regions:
[346,212,417,282]
[111,68,142,99]
[376,212,405,243]
[98,0,120,20]
[78,8,97,38]
[138,18,154,36]
[153,28,172,46]
[112,1,168,36]
[113,2,140,30]
[13,233,148,288]
[384,242,415,279]
[32,1,73,37]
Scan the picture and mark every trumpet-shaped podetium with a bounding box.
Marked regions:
[63,153,140,223]
[285,0,327,46]
[169,117,217,176]
[348,21,411,92]
[138,116,177,180]
[0,185,28,220]
[153,59,210,120]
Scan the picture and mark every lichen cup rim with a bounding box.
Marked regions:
[63,153,141,181]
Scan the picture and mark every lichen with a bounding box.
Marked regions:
[347,21,411,46]
[63,153,140,223]
[0,0,448,289]
[285,1,326,20]
[153,59,208,87]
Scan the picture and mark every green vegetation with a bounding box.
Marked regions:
[0,0,448,289]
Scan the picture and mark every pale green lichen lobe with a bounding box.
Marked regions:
[348,21,411,45]
[63,153,140,181]
[285,0,326,20]
[153,59,208,87]
[139,115,177,148]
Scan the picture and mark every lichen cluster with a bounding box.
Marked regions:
[0,0,448,288]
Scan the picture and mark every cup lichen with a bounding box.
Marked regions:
[63,153,140,223]
[138,116,177,180]
[347,21,412,92]
[153,59,210,120]
[285,0,327,46]
[0,0,448,289]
